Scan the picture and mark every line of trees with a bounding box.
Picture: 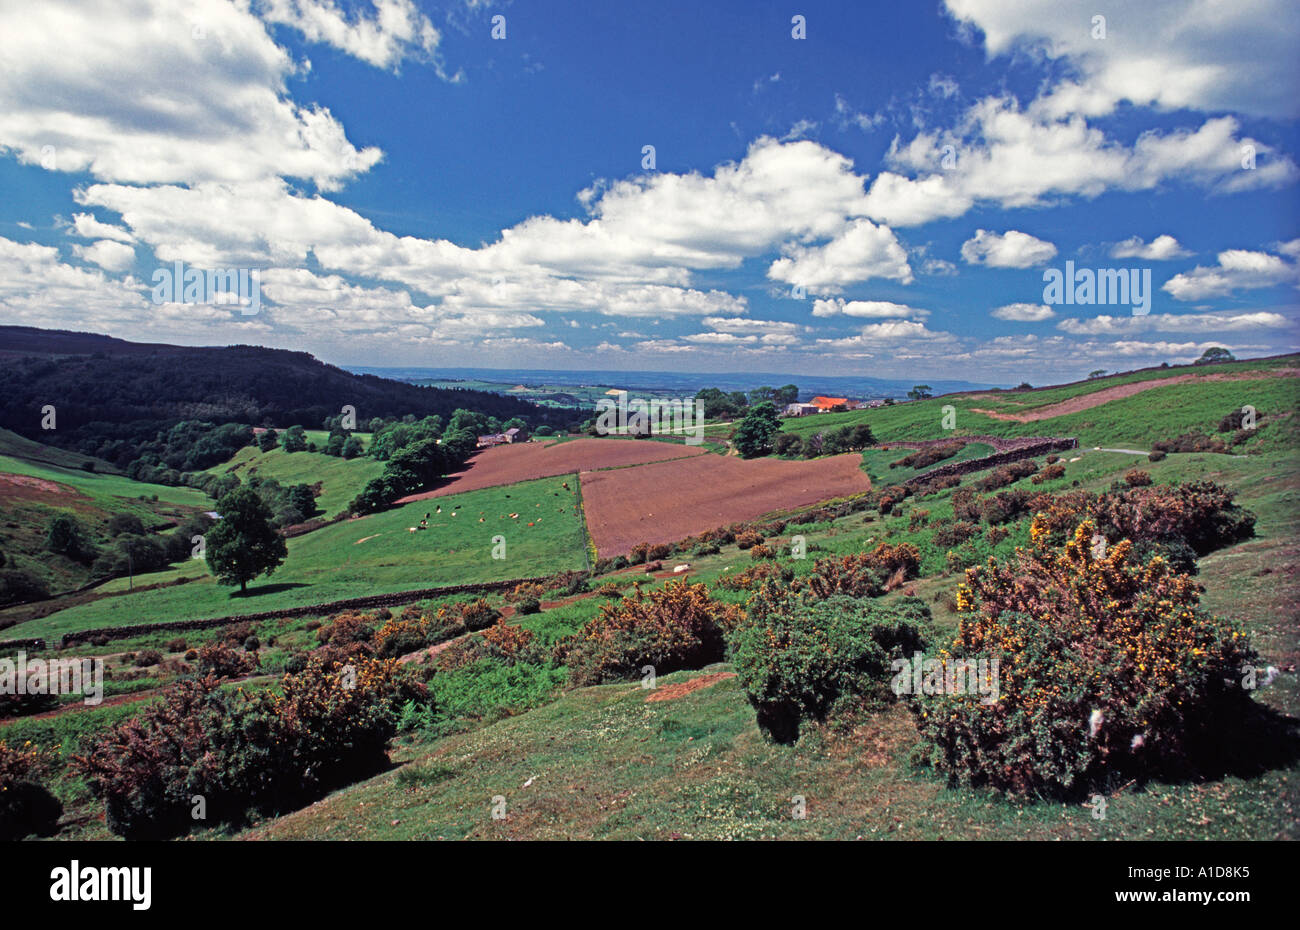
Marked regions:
[694,384,799,420]
[347,409,488,515]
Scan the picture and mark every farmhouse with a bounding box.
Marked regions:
[809,396,849,412]
[477,427,527,448]
[783,402,820,417]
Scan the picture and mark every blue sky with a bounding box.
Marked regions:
[1,0,1298,382]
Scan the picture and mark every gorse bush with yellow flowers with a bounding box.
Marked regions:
[910,521,1258,795]
[0,739,62,840]
[1029,480,1254,557]
[560,581,744,686]
[77,655,428,838]
[800,542,921,599]
[373,598,502,658]
[195,640,258,679]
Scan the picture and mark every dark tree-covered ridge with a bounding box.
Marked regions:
[0,327,580,465]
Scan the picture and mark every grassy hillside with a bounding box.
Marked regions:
[778,357,1300,453]
[6,356,1297,845]
[239,438,1300,842]
[15,475,589,638]
[13,440,1298,842]
[0,451,211,600]
[244,664,1296,841]
[968,354,1299,410]
[0,427,121,474]
[205,441,382,520]
[858,441,995,484]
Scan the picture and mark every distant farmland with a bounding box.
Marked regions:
[579,452,871,556]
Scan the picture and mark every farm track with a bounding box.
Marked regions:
[968,370,1300,423]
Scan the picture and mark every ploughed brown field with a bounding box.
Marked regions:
[394,437,707,502]
[579,452,871,556]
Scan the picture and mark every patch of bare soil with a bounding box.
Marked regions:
[645,671,736,703]
[0,472,83,501]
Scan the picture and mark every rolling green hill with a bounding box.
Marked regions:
[205,441,382,520]
[0,427,122,474]
[14,475,589,639]
[0,326,580,470]
[779,355,1300,453]
[7,355,1298,845]
[0,448,211,603]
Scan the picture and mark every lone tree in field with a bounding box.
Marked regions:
[732,401,782,458]
[1195,346,1235,365]
[1088,369,1107,380]
[204,486,287,594]
[907,385,933,400]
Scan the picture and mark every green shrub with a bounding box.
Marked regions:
[1030,463,1065,485]
[0,741,62,840]
[932,520,981,549]
[730,592,934,743]
[1153,431,1227,454]
[890,441,965,471]
[0,569,50,607]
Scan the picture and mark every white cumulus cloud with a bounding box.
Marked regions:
[961,229,1057,268]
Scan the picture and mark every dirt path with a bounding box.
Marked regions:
[970,370,1300,423]
[645,671,735,703]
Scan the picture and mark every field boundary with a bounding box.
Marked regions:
[55,573,561,648]
[903,436,1078,487]
[881,434,1050,453]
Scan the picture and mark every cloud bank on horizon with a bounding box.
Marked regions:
[0,0,1297,382]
